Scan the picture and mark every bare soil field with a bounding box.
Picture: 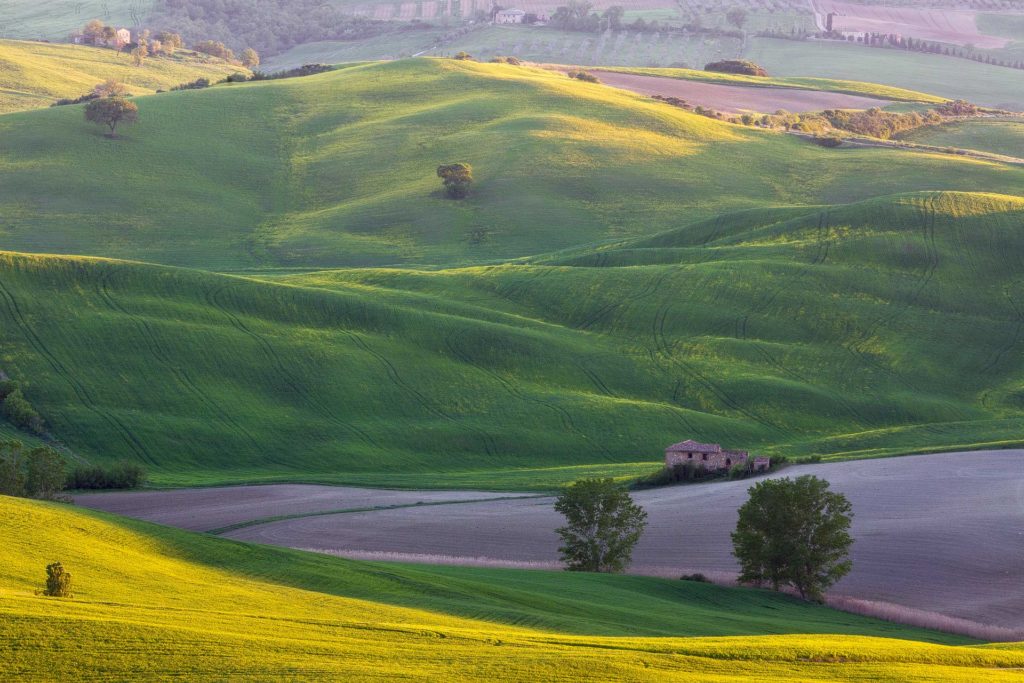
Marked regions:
[75,485,534,531]
[590,71,893,113]
[811,0,1011,48]
[78,450,1024,630]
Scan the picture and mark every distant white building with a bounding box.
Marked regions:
[494,8,526,24]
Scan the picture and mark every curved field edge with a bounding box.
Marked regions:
[590,66,947,103]
[5,495,1021,683]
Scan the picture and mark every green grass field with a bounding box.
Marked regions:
[746,37,1024,110]
[0,60,1023,486]
[900,119,1024,159]
[7,495,1021,680]
[594,65,946,103]
[0,39,247,113]
[0,0,147,40]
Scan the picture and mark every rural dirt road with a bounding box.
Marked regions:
[78,450,1024,629]
[590,71,893,114]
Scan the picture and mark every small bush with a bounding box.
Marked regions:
[489,56,522,65]
[249,64,333,81]
[567,70,600,83]
[52,92,100,107]
[0,381,45,435]
[66,461,146,490]
[680,573,710,582]
[728,462,749,480]
[43,562,73,598]
[225,72,250,83]
[811,135,843,148]
[704,59,767,76]
[170,77,212,91]
[453,51,474,61]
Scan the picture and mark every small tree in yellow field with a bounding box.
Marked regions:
[43,562,73,598]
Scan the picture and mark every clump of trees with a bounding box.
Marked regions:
[453,51,474,61]
[567,70,600,83]
[437,163,474,199]
[84,97,139,138]
[0,440,67,501]
[732,474,854,602]
[42,562,73,598]
[489,56,522,65]
[194,40,236,61]
[66,461,147,490]
[170,77,212,90]
[249,64,334,81]
[555,478,647,573]
[704,60,768,77]
[0,380,45,435]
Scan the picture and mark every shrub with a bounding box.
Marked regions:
[225,72,250,83]
[811,135,843,148]
[567,70,600,83]
[436,163,473,199]
[52,92,99,107]
[704,59,768,76]
[249,64,333,81]
[171,77,212,91]
[453,51,474,61]
[728,462,749,480]
[43,562,73,598]
[680,573,710,582]
[489,56,522,65]
[1,387,45,436]
[936,99,978,116]
[66,461,146,490]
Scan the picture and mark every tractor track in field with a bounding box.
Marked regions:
[0,277,155,465]
[345,330,499,458]
[842,195,941,396]
[652,296,782,433]
[205,284,381,452]
[96,271,263,453]
[979,286,1024,376]
[443,332,615,459]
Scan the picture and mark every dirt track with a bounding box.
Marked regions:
[78,450,1024,629]
[592,71,892,114]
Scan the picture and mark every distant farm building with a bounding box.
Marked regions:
[113,28,132,49]
[665,440,770,472]
[495,9,526,24]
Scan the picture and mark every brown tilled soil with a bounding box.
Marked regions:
[227,450,1023,630]
[79,450,1024,630]
[590,71,892,114]
[75,485,534,531]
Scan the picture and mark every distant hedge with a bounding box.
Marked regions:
[66,461,146,490]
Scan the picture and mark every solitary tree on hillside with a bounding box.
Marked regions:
[554,478,648,573]
[43,562,73,598]
[726,8,747,31]
[85,97,139,138]
[437,163,473,199]
[731,475,853,602]
[241,48,260,67]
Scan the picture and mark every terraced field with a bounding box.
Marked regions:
[9,495,1024,680]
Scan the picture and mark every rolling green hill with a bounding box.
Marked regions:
[7,495,1018,680]
[0,0,146,41]
[0,39,245,113]
[1,190,1023,487]
[2,59,1023,273]
[900,119,1024,159]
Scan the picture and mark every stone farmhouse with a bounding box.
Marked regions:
[665,440,770,472]
[494,9,527,24]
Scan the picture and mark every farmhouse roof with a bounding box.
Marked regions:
[665,440,721,453]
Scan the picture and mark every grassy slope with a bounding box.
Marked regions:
[0,39,247,114]
[594,66,946,103]
[6,495,1019,681]
[1,191,1023,486]
[901,119,1024,159]
[746,37,1024,110]
[2,59,1024,272]
[0,0,145,40]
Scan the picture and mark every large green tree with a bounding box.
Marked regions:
[554,478,648,573]
[84,97,139,138]
[731,475,854,601]
[436,163,474,199]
